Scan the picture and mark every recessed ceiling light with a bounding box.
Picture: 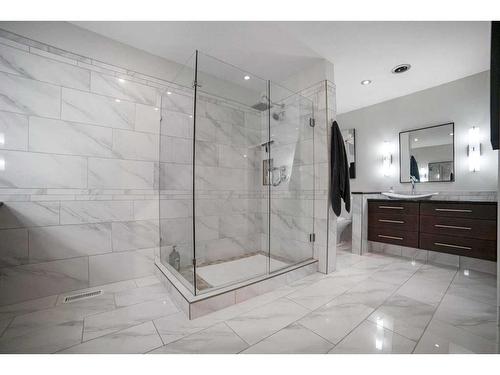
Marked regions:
[244,75,250,80]
[392,64,411,74]
[115,99,121,103]
[118,78,125,83]
[361,80,372,85]
[166,91,172,95]
[449,132,454,136]
[414,138,419,142]
[154,107,159,111]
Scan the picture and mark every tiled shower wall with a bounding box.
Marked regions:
[0,32,167,305]
[268,94,315,266]
[159,88,266,271]
[296,80,337,273]
[0,29,335,305]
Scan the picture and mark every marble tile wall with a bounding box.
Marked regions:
[0,28,333,305]
[292,81,337,274]
[158,89,267,276]
[266,94,316,268]
[0,33,165,305]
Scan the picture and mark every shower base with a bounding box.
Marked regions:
[155,255,318,319]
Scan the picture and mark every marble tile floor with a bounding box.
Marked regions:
[0,251,498,354]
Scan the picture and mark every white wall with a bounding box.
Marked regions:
[337,71,497,192]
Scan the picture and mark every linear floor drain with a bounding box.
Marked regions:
[63,290,103,303]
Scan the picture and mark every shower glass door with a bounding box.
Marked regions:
[159,53,197,294]
[193,51,270,294]
[268,83,315,272]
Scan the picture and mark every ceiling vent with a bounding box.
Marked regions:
[392,64,411,74]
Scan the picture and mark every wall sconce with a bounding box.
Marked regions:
[382,141,393,177]
[468,126,481,172]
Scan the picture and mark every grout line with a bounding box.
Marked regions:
[223,321,251,347]
[151,319,165,346]
[410,268,458,353]
[313,264,427,351]
[0,317,15,338]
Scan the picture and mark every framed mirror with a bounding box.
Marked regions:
[399,122,454,183]
[341,128,356,178]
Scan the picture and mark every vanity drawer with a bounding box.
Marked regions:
[368,201,419,216]
[368,212,419,232]
[368,227,419,247]
[419,233,497,261]
[420,202,497,220]
[420,215,497,240]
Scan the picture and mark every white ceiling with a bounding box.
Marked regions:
[72,21,491,114]
[407,123,454,149]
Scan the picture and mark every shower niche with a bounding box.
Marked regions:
[156,51,318,318]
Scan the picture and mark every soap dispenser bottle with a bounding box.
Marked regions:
[169,245,180,271]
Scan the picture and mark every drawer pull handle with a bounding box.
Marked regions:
[435,208,472,213]
[379,219,405,224]
[434,224,471,230]
[434,242,472,250]
[378,206,404,210]
[378,234,404,241]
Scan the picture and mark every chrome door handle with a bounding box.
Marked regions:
[378,219,405,224]
[434,242,472,250]
[435,208,472,213]
[378,206,404,210]
[378,234,403,240]
[434,224,471,230]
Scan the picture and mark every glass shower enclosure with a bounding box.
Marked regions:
[159,51,315,296]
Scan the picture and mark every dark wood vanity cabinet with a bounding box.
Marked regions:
[368,200,497,261]
[368,201,419,247]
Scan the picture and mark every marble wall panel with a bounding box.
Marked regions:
[112,129,159,161]
[88,158,154,189]
[0,151,87,189]
[112,220,159,252]
[0,72,60,117]
[60,200,133,224]
[29,117,113,157]
[0,111,29,151]
[90,72,158,106]
[61,88,135,130]
[0,228,29,267]
[89,248,155,286]
[0,44,89,90]
[28,223,112,262]
[0,201,59,229]
[135,103,160,134]
[0,257,89,305]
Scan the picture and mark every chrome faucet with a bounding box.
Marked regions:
[409,175,417,195]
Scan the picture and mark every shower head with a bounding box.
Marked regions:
[251,94,272,111]
[251,102,272,111]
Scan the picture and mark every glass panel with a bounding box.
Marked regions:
[159,53,196,294]
[194,51,270,294]
[268,83,315,272]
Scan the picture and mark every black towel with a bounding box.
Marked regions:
[410,155,420,181]
[330,121,351,217]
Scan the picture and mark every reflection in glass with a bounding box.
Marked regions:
[399,123,454,183]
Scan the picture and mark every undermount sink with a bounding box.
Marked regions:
[381,192,439,200]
